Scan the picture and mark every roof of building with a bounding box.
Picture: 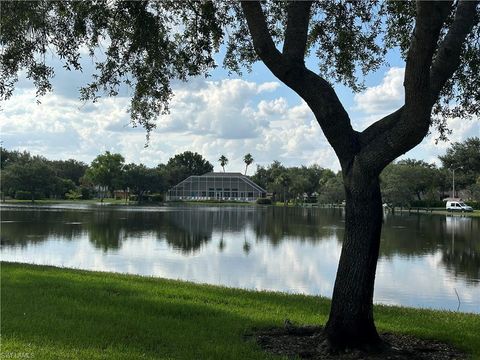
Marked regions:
[201,172,244,177]
[169,172,267,193]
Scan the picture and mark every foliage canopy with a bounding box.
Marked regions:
[1,1,478,139]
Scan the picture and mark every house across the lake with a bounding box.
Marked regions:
[166,172,267,202]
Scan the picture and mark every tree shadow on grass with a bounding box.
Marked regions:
[1,264,318,359]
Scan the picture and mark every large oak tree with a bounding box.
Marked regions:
[1,0,479,351]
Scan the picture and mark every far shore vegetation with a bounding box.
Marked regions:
[1,137,479,210]
[2,262,480,360]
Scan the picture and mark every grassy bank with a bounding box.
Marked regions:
[1,199,253,207]
[395,208,480,218]
[179,200,252,206]
[1,263,479,360]
[1,198,131,206]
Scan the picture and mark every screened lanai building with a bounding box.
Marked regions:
[166,172,267,202]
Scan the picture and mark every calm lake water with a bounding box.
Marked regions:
[1,204,479,313]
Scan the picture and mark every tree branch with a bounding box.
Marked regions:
[282,1,312,64]
[403,1,452,110]
[358,1,459,174]
[240,1,359,167]
[430,0,479,105]
[239,1,285,77]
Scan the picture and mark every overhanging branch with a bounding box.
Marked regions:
[403,1,452,110]
[240,1,358,167]
[282,1,312,64]
[239,1,285,76]
[430,0,479,105]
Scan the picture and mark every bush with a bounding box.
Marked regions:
[410,200,445,208]
[256,198,272,205]
[54,178,76,199]
[465,201,480,210]
[148,193,164,202]
[80,186,93,200]
[15,190,44,200]
[65,189,82,200]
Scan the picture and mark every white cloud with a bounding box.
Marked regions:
[352,67,405,131]
[157,78,276,139]
[257,82,281,93]
[1,78,341,171]
[6,53,477,174]
[354,67,405,116]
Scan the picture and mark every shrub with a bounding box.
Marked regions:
[15,190,44,200]
[256,198,272,205]
[148,193,164,202]
[80,186,93,200]
[65,189,82,200]
[465,201,480,210]
[410,200,445,208]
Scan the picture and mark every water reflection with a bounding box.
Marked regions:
[1,209,87,247]
[3,207,476,283]
[164,207,346,252]
[442,216,479,285]
[1,205,479,312]
[377,214,479,284]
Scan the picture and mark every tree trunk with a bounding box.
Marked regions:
[239,0,478,351]
[325,172,383,351]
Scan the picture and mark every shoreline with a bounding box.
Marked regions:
[1,199,479,217]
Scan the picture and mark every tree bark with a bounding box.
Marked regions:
[325,170,383,350]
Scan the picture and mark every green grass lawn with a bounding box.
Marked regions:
[430,210,480,217]
[1,262,479,359]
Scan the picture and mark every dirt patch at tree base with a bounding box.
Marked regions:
[248,325,466,359]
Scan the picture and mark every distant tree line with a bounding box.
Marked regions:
[1,137,479,205]
[253,137,480,206]
[251,161,342,204]
[381,137,480,207]
[1,149,214,203]
[1,150,88,202]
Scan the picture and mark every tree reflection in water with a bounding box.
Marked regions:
[442,216,480,285]
[1,206,479,284]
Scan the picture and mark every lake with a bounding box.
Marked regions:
[1,204,479,313]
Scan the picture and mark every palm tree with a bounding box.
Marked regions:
[275,173,291,205]
[243,153,254,175]
[218,155,228,172]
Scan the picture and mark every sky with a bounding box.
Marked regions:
[1,40,478,173]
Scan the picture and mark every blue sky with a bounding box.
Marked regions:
[1,43,478,173]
